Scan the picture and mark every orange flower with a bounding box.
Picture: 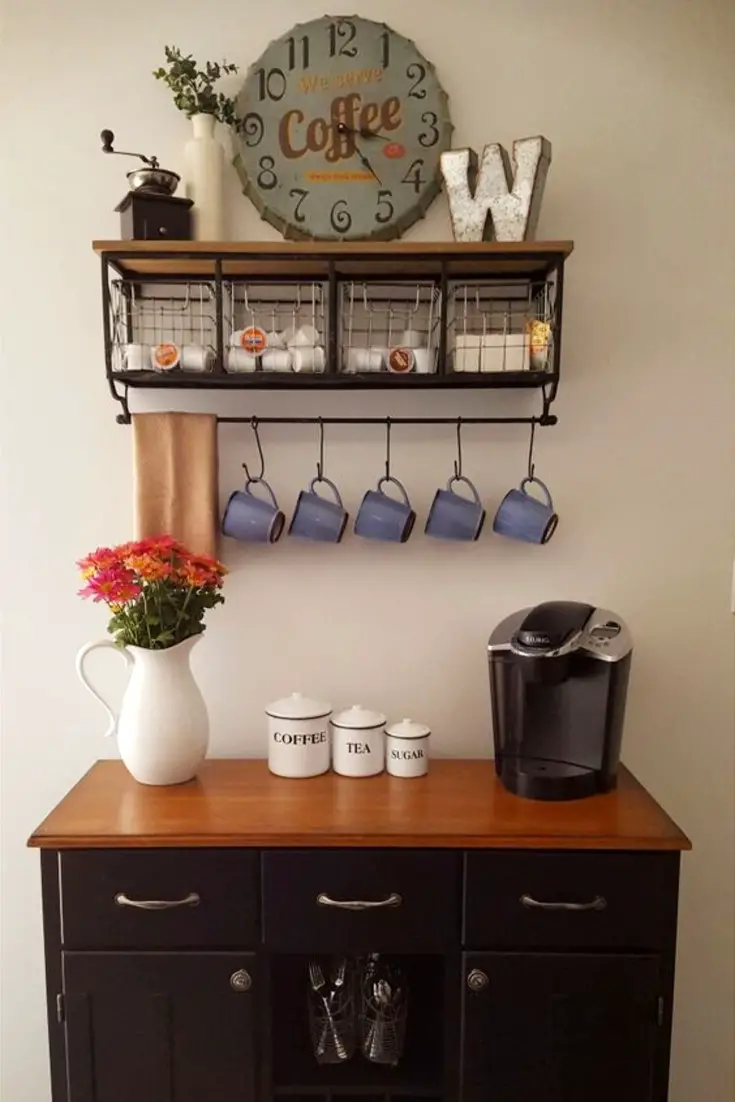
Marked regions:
[125,553,174,582]
[76,546,121,579]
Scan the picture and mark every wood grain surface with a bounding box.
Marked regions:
[28,760,690,851]
[92,239,574,279]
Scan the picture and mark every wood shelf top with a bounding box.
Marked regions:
[92,239,573,280]
[28,760,690,851]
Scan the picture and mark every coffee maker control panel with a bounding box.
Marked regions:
[578,610,632,662]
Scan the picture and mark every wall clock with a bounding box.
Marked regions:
[233,16,452,240]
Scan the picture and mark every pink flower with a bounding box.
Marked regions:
[78,566,142,605]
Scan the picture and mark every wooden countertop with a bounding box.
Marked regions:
[28,760,690,851]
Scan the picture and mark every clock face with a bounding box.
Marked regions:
[233,16,452,240]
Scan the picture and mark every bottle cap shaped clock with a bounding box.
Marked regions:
[233,17,453,241]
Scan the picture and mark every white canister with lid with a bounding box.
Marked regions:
[331,705,386,777]
[266,692,331,778]
[385,718,431,778]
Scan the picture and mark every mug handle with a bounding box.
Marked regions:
[309,476,344,507]
[76,640,133,738]
[245,477,279,509]
[447,474,482,505]
[377,475,410,506]
[521,476,553,508]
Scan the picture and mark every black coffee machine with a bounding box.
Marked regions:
[488,601,632,801]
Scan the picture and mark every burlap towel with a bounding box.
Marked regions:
[133,412,219,558]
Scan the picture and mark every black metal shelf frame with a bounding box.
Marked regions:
[99,244,566,428]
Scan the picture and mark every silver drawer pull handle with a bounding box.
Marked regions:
[114,892,200,911]
[316,892,402,911]
[520,893,607,912]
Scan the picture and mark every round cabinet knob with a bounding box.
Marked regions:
[467,968,489,991]
[230,969,252,992]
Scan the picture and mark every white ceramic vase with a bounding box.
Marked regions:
[76,636,209,785]
[183,113,225,240]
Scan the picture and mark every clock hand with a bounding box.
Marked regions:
[336,122,390,142]
[355,148,382,185]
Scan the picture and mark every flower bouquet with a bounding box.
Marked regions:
[76,536,227,786]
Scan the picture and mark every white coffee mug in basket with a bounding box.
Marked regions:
[385,718,430,777]
[331,704,386,777]
[266,692,331,778]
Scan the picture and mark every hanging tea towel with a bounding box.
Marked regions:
[133,412,219,558]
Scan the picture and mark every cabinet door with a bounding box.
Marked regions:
[63,952,256,1102]
[462,952,659,1102]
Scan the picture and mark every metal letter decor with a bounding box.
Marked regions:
[440,136,551,242]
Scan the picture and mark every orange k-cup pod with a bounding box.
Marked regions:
[387,347,416,374]
[151,343,181,370]
[240,326,267,354]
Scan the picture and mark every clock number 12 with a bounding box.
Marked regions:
[328,20,357,58]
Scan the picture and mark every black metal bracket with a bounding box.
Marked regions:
[108,377,131,425]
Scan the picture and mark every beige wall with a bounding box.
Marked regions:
[1,1,734,1098]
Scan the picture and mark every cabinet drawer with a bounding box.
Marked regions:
[464,851,678,950]
[60,849,259,949]
[262,850,460,951]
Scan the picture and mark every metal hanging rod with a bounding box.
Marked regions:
[217,414,557,427]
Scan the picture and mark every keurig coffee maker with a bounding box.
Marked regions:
[488,601,632,801]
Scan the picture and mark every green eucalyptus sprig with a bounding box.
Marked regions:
[153,46,242,128]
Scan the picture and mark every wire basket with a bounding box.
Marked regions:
[448,278,556,374]
[360,961,408,1066]
[340,282,441,375]
[307,960,357,1064]
[224,281,326,374]
[110,280,218,374]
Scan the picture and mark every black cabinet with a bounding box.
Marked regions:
[62,951,257,1102]
[462,952,661,1102]
[39,845,681,1102]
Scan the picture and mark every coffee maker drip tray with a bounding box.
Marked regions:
[498,757,600,802]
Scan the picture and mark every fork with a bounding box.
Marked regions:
[309,960,348,1061]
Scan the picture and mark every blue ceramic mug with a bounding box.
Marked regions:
[222,478,285,543]
[425,476,486,541]
[289,477,349,543]
[493,477,558,544]
[354,477,416,543]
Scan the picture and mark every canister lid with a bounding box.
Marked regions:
[331,704,386,730]
[385,718,431,740]
[266,692,331,720]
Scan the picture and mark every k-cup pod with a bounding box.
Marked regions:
[151,342,181,371]
[399,328,423,349]
[119,342,151,371]
[413,348,434,374]
[290,324,321,347]
[387,347,415,374]
[291,346,326,373]
[226,347,258,372]
[279,326,297,347]
[266,329,286,349]
[237,326,267,354]
[346,347,385,372]
[181,344,215,372]
[261,348,293,372]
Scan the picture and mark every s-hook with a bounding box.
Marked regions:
[242,417,266,482]
[527,419,537,480]
[454,417,464,479]
[315,417,326,481]
[384,416,392,480]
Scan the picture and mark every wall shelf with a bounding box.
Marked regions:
[94,240,573,424]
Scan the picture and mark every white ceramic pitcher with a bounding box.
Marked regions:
[76,636,209,786]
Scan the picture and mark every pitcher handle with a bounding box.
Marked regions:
[76,640,133,739]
